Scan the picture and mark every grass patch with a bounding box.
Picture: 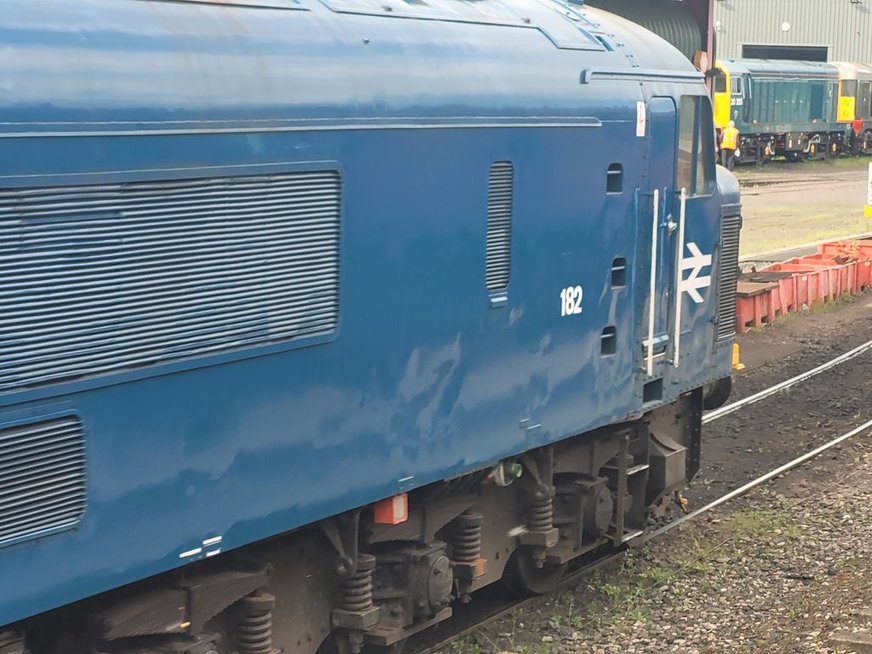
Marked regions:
[728,508,804,542]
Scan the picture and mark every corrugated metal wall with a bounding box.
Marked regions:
[588,0,704,61]
[714,0,872,63]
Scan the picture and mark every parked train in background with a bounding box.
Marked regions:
[0,2,740,654]
[713,58,872,166]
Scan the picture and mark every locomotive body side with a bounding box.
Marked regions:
[0,2,739,652]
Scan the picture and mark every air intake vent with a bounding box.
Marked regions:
[0,171,341,393]
[0,417,86,547]
[486,162,513,291]
[716,214,742,341]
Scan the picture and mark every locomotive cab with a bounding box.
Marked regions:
[712,62,747,130]
[712,67,730,130]
[833,61,872,154]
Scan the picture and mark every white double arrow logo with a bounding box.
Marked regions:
[679,242,712,304]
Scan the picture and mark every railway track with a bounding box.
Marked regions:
[703,336,872,424]
[407,339,872,654]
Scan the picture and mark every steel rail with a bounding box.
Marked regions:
[645,417,872,541]
[703,337,872,424]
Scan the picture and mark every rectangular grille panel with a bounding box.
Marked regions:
[0,417,86,546]
[717,214,742,341]
[0,171,341,392]
[485,162,513,291]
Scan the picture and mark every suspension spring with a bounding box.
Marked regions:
[451,511,483,563]
[236,592,275,654]
[526,496,553,532]
[342,554,376,612]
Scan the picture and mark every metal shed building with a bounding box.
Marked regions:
[713,0,872,63]
[588,0,715,65]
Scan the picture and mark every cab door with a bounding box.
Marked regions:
[639,96,718,378]
[640,96,680,377]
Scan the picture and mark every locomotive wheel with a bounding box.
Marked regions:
[703,376,733,410]
[502,550,568,597]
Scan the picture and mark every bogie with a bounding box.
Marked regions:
[11,397,705,654]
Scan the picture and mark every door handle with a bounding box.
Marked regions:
[673,188,687,368]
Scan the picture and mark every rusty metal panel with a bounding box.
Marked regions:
[714,0,872,63]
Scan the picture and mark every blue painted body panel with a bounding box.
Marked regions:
[0,0,736,627]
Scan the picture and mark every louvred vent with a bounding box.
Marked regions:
[0,171,341,392]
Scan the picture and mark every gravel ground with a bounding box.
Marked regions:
[437,293,872,654]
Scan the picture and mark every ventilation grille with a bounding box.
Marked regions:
[0,417,86,546]
[485,162,513,292]
[0,171,341,393]
[716,214,742,341]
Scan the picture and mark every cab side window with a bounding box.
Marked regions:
[731,75,743,96]
[842,80,858,98]
[677,96,715,197]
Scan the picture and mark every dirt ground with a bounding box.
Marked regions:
[438,291,872,654]
[736,159,871,257]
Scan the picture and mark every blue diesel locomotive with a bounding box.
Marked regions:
[0,2,740,653]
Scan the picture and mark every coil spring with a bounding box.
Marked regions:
[451,511,483,563]
[343,554,376,612]
[526,497,553,532]
[237,592,275,654]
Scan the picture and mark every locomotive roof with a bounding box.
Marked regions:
[718,58,839,79]
[0,0,702,131]
[831,61,872,81]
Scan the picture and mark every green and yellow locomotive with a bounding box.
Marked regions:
[713,58,872,164]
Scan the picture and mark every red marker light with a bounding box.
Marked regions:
[373,494,408,525]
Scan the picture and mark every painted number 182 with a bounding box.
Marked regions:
[560,285,583,317]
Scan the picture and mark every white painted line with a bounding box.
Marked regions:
[179,547,203,559]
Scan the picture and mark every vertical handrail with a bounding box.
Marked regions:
[673,187,687,367]
[646,189,659,376]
